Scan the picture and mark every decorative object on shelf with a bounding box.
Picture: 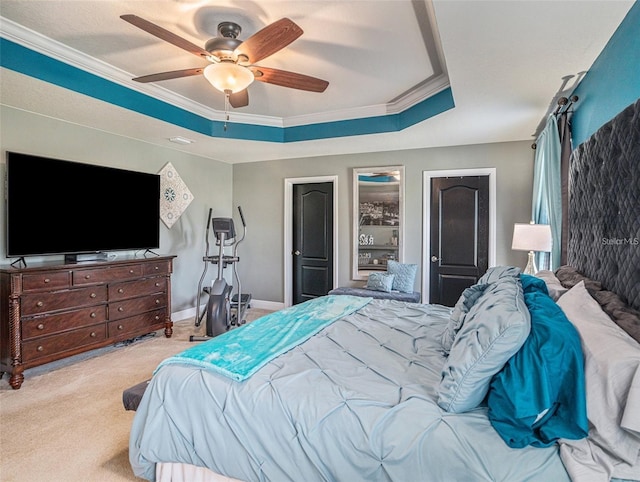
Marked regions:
[158,162,194,228]
[359,234,375,246]
[391,229,399,246]
[511,222,552,274]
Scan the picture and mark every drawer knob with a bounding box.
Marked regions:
[37,323,45,330]
[129,269,134,274]
[44,278,50,284]
[85,274,91,279]
[90,293,97,299]
[154,266,159,270]
[36,301,44,307]
[90,332,97,338]
[118,325,124,330]
[155,282,161,287]
[118,288,124,294]
[118,307,124,312]
[155,315,160,321]
[90,312,97,318]
[155,299,160,304]
[37,345,44,352]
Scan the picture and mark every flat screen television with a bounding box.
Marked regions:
[5,152,160,262]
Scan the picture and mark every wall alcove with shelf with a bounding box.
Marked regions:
[353,166,404,280]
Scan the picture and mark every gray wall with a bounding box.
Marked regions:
[233,140,534,303]
[0,106,233,313]
[1,105,534,310]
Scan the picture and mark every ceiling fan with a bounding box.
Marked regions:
[120,14,329,109]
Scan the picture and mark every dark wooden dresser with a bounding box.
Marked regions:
[0,255,175,389]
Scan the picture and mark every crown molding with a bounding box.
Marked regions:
[1,15,449,128]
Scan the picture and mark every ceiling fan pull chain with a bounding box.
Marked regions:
[224,90,231,131]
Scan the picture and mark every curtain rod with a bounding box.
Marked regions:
[531,95,579,149]
[553,95,579,116]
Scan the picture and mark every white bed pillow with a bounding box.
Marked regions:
[557,281,640,481]
[535,270,568,301]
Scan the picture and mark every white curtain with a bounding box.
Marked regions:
[532,115,562,270]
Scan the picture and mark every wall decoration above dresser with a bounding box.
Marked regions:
[159,162,194,228]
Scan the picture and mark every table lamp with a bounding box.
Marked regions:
[511,222,552,274]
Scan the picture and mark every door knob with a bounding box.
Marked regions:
[294,250,301,256]
[431,255,441,262]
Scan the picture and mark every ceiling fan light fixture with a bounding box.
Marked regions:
[203,62,254,94]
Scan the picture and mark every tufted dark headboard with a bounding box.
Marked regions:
[567,98,640,311]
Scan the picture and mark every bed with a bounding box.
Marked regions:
[130,99,640,482]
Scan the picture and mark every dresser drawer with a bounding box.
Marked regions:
[22,271,71,292]
[108,308,166,340]
[109,293,166,320]
[73,264,144,285]
[143,260,171,276]
[109,277,167,301]
[22,324,107,362]
[21,286,108,316]
[22,305,108,340]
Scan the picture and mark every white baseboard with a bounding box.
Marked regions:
[250,299,286,311]
[172,307,198,323]
[171,299,284,322]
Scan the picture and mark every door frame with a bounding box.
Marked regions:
[284,176,339,307]
[422,168,496,303]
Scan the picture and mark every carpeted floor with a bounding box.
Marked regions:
[0,309,271,482]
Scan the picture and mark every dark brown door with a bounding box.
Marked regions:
[430,176,489,306]
[293,182,334,305]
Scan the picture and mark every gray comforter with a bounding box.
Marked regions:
[130,299,569,481]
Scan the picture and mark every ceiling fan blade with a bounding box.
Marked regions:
[121,14,210,59]
[252,67,329,93]
[229,90,249,108]
[236,18,303,64]
[132,68,204,83]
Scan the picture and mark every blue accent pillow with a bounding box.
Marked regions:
[486,275,588,448]
[477,265,521,284]
[441,283,489,354]
[441,268,529,355]
[366,272,395,292]
[386,260,417,293]
[437,276,531,413]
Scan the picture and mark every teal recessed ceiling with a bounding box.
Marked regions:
[1,38,454,143]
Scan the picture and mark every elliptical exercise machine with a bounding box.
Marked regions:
[191,206,251,341]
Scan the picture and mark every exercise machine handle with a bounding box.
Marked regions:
[206,208,213,230]
[204,207,214,257]
[238,206,246,227]
[234,206,247,256]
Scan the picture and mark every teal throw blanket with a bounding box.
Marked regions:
[156,295,372,381]
[487,275,588,447]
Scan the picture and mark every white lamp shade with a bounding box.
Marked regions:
[511,223,552,252]
[203,62,254,94]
